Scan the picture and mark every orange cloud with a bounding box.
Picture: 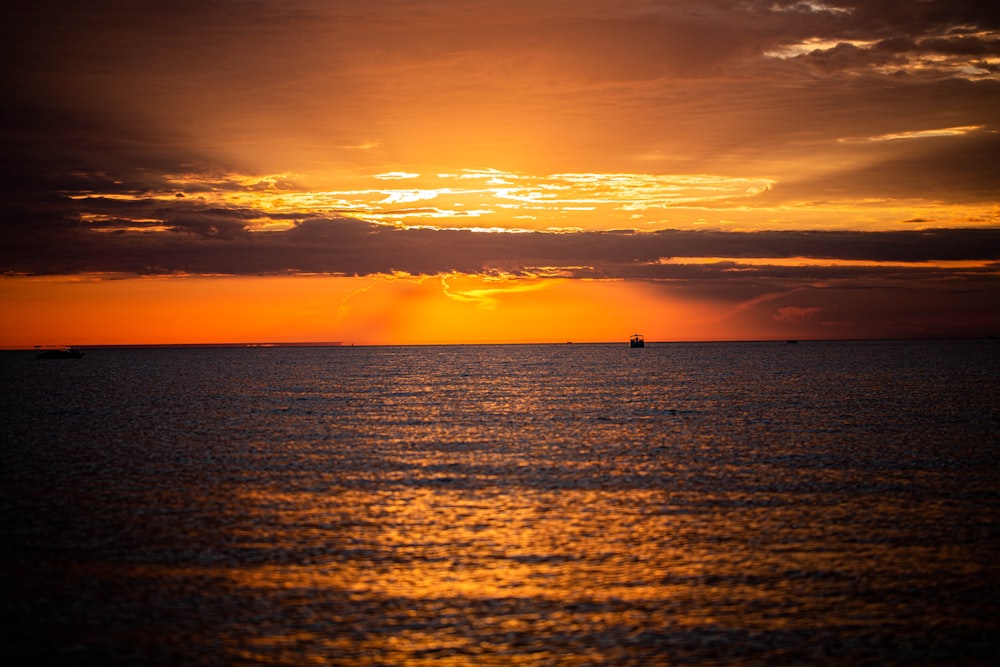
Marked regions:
[774,306,822,325]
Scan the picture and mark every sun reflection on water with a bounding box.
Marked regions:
[4,342,998,664]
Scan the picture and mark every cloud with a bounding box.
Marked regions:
[774,306,822,325]
[4,2,997,184]
[771,128,1000,204]
[759,1,1000,80]
[374,172,421,180]
[848,125,985,142]
[5,204,1000,280]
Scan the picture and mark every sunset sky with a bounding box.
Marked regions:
[3,0,999,345]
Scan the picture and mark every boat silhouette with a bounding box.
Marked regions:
[35,346,85,359]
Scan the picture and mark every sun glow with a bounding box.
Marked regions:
[0,273,723,348]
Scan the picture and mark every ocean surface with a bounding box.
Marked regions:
[2,340,998,665]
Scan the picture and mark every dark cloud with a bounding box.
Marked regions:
[845,0,1000,35]
[799,42,899,73]
[767,127,1000,204]
[4,207,1000,280]
[917,35,1000,57]
[763,0,1000,36]
[161,209,256,239]
[0,102,227,201]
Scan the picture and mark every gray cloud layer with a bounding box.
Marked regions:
[5,206,1000,279]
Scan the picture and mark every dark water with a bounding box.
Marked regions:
[2,340,998,665]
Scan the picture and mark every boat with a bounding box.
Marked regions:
[35,347,85,359]
[629,333,645,348]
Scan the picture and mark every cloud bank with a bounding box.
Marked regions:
[5,202,999,281]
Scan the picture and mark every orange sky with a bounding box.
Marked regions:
[2,1,999,346]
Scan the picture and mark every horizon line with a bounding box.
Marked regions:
[7,335,997,351]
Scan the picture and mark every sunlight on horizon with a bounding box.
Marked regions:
[0,274,745,348]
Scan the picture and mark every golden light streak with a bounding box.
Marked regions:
[440,272,550,308]
[658,257,996,269]
[841,125,986,143]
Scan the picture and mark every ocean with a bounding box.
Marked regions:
[2,340,998,665]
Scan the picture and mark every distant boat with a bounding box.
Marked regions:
[35,347,85,359]
[629,333,645,348]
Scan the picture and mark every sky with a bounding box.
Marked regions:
[2,0,999,346]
